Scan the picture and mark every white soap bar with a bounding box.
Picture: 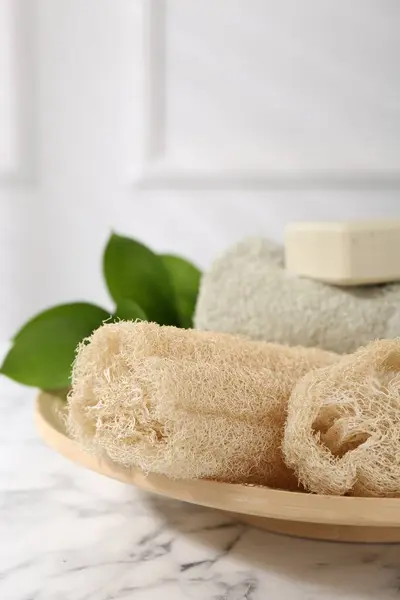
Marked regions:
[285,220,400,286]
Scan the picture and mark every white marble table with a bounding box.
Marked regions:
[1,378,400,600]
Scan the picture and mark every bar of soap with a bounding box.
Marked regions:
[285,220,400,285]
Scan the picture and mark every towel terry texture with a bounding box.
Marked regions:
[194,237,400,354]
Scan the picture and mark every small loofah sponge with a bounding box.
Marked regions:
[283,338,400,497]
[67,321,337,489]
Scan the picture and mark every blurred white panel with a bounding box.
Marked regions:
[0,0,18,177]
[138,0,400,188]
[0,0,35,183]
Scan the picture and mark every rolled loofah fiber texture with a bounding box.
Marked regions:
[194,237,400,354]
[283,338,400,497]
[67,321,337,489]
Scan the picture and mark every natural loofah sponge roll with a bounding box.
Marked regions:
[67,321,337,489]
[70,319,336,373]
[283,338,400,497]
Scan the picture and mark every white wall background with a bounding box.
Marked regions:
[0,0,399,340]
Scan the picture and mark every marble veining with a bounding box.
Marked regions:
[1,377,400,600]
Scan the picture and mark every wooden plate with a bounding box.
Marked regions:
[35,392,400,544]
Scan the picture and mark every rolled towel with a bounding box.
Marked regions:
[194,237,400,354]
[67,321,336,489]
[283,338,400,497]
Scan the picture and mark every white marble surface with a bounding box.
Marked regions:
[1,378,400,600]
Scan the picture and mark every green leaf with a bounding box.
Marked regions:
[0,302,110,389]
[114,298,147,321]
[103,233,178,325]
[160,254,201,328]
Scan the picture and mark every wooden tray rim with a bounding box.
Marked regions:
[35,392,400,529]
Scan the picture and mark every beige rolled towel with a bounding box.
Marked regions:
[67,321,337,489]
[283,338,400,497]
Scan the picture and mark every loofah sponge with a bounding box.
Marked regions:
[194,237,400,354]
[67,321,337,489]
[283,338,400,497]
